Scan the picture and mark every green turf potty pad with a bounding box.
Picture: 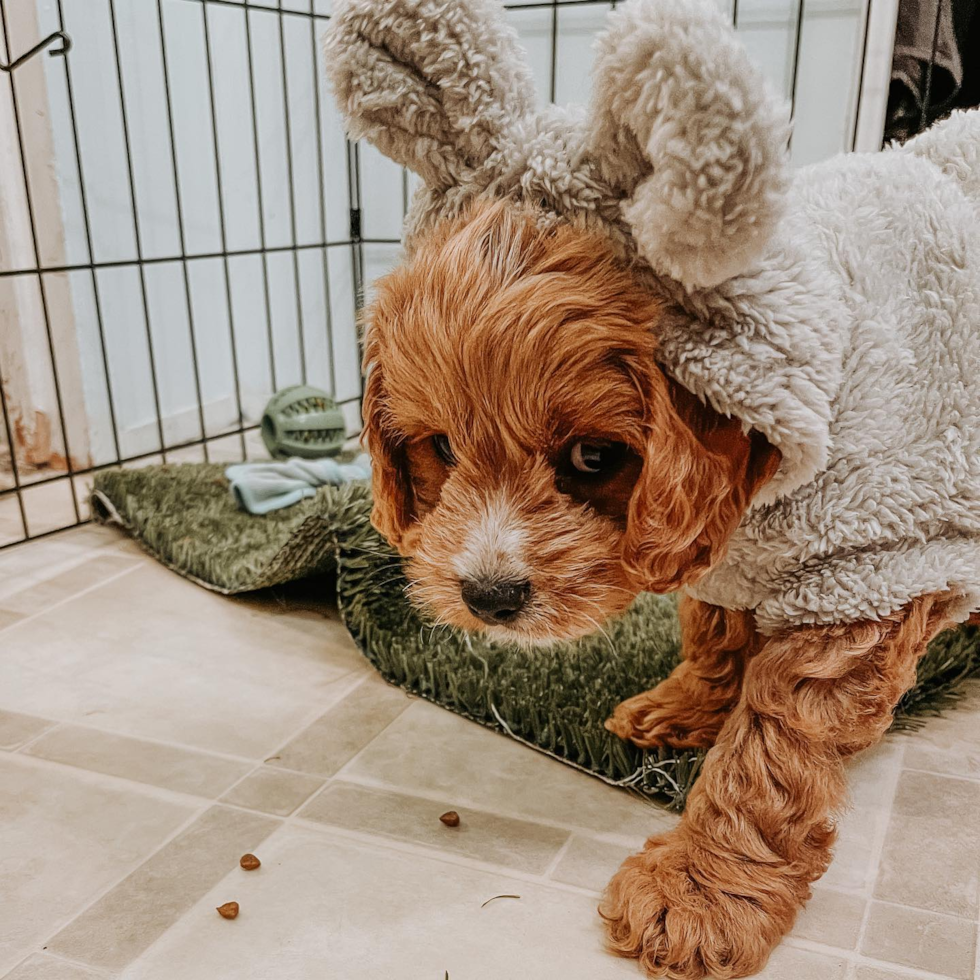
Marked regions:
[92,462,980,809]
[91,463,372,594]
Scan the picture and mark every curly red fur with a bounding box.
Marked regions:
[606,597,764,749]
[361,200,953,978]
[601,593,954,979]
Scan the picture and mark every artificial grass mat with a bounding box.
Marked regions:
[92,462,980,809]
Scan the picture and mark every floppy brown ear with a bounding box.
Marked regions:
[361,360,417,553]
[622,374,780,593]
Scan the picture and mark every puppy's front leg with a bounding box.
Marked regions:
[602,593,952,980]
[606,598,762,749]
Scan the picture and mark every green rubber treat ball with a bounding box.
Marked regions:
[260,385,347,459]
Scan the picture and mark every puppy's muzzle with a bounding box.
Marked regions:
[460,577,531,626]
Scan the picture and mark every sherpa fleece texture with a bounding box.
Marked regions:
[324,0,980,633]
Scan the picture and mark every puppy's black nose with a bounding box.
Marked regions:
[460,578,531,626]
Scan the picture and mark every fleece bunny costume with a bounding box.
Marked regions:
[324,0,980,633]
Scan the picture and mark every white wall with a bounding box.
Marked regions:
[5,0,884,471]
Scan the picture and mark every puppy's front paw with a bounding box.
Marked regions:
[601,832,802,980]
[605,678,727,749]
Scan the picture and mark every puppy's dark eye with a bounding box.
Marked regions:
[432,433,457,466]
[568,441,625,475]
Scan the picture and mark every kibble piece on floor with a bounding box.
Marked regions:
[439,811,460,827]
[216,902,240,920]
[240,853,261,871]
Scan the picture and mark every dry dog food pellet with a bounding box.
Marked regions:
[216,902,240,920]
[439,810,460,827]
[240,853,261,871]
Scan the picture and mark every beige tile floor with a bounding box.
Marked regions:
[0,523,978,980]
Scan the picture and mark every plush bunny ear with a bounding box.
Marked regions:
[324,0,536,192]
[588,0,792,290]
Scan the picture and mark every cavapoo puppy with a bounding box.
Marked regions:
[325,0,980,976]
[364,201,781,646]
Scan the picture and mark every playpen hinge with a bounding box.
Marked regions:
[349,208,361,241]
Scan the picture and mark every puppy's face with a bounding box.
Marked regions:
[363,203,779,645]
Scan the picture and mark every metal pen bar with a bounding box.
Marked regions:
[0,0,80,523]
[850,0,874,150]
[347,139,365,313]
[199,0,249,458]
[155,0,211,461]
[277,0,309,385]
[0,238,396,279]
[309,0,338,399]
[243,4,280,393]
[789,0,806,123]
[502,0,610,10]
[174,0,332,23]
[0,347,29,541]
[106,0,169,461]
[549,2,559,102]
[54,0,122,464]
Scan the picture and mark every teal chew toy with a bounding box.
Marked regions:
[260,385,347,459]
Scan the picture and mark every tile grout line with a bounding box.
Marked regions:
[11,716,261,766]
[784,931,968,980]
[865,746,908,904]
[1,946,115,980]
[541,831,576,880]
[854,745,905,973]
[220,683,429,818]
[4,676,411,827]
[902,763,980,786]
[4,667,371,767]
[25,797,224,970]
[332,770,666,848]
[1,749,227,816]
[0,528,138,572]
[212,671,378,806]
[853,743,908,962]
[248,682,428,817]
[0,553,145,632]
[210,790,626,899]
[97,815,607,980]
[8,720,63,756]
[856,951,970,980]
[10,677,664,853]
[0,560,145,638]
[2,734,326,808]
[283,812,605,899]
[22,654,372,958]
[869,894,978,923]
[0,537,143,582]
[324,685,419,780]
